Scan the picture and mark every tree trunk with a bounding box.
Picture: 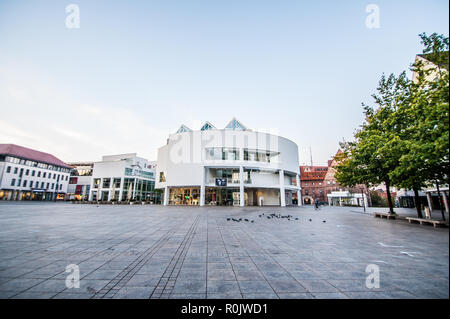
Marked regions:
[385,180,395,214]
[366,184,372,207]
[413,186,423,218]
[436,181,446,221]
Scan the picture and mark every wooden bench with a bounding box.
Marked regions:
[405,217,448,228]
[374,212,397,220]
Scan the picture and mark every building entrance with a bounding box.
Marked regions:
[169,187,200,205]
[205,187,240,206]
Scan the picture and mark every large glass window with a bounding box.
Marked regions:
[169,187,199,205]
[102,178,111,188]
[205,187,240,206]
[113,178,121,188]
[223,148,239,160]
[243,149,279,163]
[209,168,240,184]
[205,148,240,161]
[133,179,155,201]
[122,178,135,200]
[101,191,109,201]
[93,178,100,188]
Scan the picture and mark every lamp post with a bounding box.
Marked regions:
[361,187,366,213]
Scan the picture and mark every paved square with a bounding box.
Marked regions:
[0,203,448,299]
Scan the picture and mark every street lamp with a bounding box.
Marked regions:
[361,187,366,213]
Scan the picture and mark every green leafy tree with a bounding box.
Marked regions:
[336,32,449,217]
[335,72,409,214]
[389,33,449,218]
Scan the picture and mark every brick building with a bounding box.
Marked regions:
[299,165,328,204]
[300,150,368,205]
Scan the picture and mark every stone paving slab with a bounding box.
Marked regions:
[0,202,448,299]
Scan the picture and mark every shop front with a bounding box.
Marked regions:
[205,187,242,206]
[169,187,200,205]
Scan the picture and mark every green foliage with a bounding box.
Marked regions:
[369,191,388,208]
[335,32,449,215]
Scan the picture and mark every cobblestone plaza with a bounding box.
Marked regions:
[0,203,448,299]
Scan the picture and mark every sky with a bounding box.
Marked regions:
[0,0,448,166]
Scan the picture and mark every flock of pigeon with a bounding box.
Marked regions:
[227,213,327,223]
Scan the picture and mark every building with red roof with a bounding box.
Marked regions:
[0,144,72,201]
[300,150,369,206]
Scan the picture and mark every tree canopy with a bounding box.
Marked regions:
[335,33,449,217]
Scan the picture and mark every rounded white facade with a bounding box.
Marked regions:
[156,122,301,207]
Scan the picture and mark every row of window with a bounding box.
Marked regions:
[91,178,155,201]
[6,166,68,181]
[10,178,64,190]
[124,168,154,178]
[204,148,279,163]
[92,178,123,189]
[303,181,336,186]
[4,156,71,173]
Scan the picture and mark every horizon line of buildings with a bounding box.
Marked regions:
[1,116,448,212]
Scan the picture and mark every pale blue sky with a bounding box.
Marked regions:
[0,0,448,165]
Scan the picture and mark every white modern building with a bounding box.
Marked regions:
[67,162,94,201]
[88,153,157,202]
[155,118,302,207]
[327,190,367,207]
[0,144,71,201]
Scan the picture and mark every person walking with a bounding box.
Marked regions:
[314,198,320,210]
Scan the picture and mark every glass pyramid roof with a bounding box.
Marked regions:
[225,118,247,130]
[176,124,193,133]
[200,122,215,131]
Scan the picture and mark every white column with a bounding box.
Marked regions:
[279,170,286,207]
[132,178,137,200]
[239,166,244,207]
[443,192,449,214]
[118,177,124,201]
[296,173,302,206]
[88,177,95,201]
[107,189,112,201]
[163,186,169,206]
[200,167,205,206]
[426,192,433,211]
